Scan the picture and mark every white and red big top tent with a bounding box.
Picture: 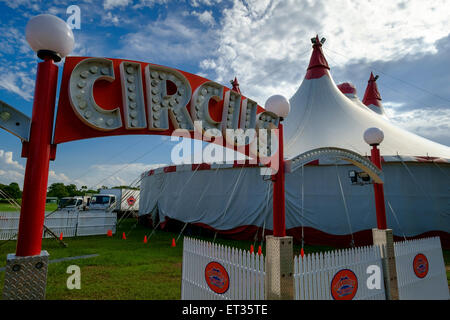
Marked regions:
[284,38,449,160]
[139,36,450,248]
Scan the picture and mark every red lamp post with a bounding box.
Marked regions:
[364,127,387,230]
[272,122,286,237]
[15,14,74,257]
[2,14,74,300]
[264,95,290,237]
[264,95,293,300]
[370,144,387,230]
[364,127,400,300]
[16,58,59,256]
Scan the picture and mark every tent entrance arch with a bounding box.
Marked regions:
[286,147,383,183]
[3,55,284,258]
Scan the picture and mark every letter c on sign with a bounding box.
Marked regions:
[69,58,122,131]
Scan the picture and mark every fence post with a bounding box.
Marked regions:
[264,235,294,300]
[372,228,399,300]
[75,210,80,236]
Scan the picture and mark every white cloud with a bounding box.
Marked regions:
[0,150,82,188]
[0,0,40,10]
[0,150,24,186]
[48,170,71,185]
[0,70,34,101]
[133,0,170,9]
[103,0,132,10]
[190,0,222,7]
[76,162,167,189]
[102,11,121,26]
[113,12,217,65]
[192,10,215,26]
[199,0,450,105]
[0,150,24,171]
[383,101,406,109]
[0,26,36,101]
[386,107,450,144]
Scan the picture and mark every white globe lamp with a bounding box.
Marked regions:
[364,127,384,146]
[25,14,74,62]
[264,95,290,120]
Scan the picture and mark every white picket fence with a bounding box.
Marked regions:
[181,237,265,300]
[294,246,386,300]
[394,236,449,300]
[0,210,117,240]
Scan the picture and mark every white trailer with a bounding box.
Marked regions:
[97,188,140,214]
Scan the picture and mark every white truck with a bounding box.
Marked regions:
[88,188,139,216]
[58,196,91,211]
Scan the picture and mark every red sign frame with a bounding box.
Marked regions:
[330,269,358,300]
[54,57,268,142]
[413,253,429,279]
[205,261,230,294]
[127,196,136,206]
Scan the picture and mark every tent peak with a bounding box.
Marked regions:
[363,72,382,108]
[230,77,241,94]
[305,35,330,80]
[337,82,357,95]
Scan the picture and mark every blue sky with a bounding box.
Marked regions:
[0,0,449,189]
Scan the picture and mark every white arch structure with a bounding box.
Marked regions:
[286,147,384,184]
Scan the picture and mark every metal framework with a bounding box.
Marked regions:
[286,147,384,184]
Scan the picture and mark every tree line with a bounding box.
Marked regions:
[0,182,139,200]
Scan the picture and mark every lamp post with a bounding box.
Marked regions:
[264,95,290,237]
[363,127,387,229]
[363,127,399,300]
[263,95,294,300]
[3,14,74,300]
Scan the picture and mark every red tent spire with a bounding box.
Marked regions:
[305,35,330,80]
[230,77,241,94]
[337,82,357,95]
[362,72,382,108]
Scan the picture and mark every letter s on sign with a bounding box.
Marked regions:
[69,58,122,131]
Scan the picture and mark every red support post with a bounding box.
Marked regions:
[272,123,286,237]
[16,58,58,257]
[370,145,387,230]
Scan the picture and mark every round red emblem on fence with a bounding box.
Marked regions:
[205,262,229,294]
[413,253,429,278]
[331,269,358,300]
[127,196,136,206]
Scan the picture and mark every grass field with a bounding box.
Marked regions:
[0,202,58,212]
[0,218,449,299]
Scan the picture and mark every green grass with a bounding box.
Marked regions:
[0,219,449,299]
[0,203,58,212]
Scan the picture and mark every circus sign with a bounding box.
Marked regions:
[330,269,358,300]
[53,57,280,162]
[205,261,230,294]
[126,196,136,206]
[413,253,429,279]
